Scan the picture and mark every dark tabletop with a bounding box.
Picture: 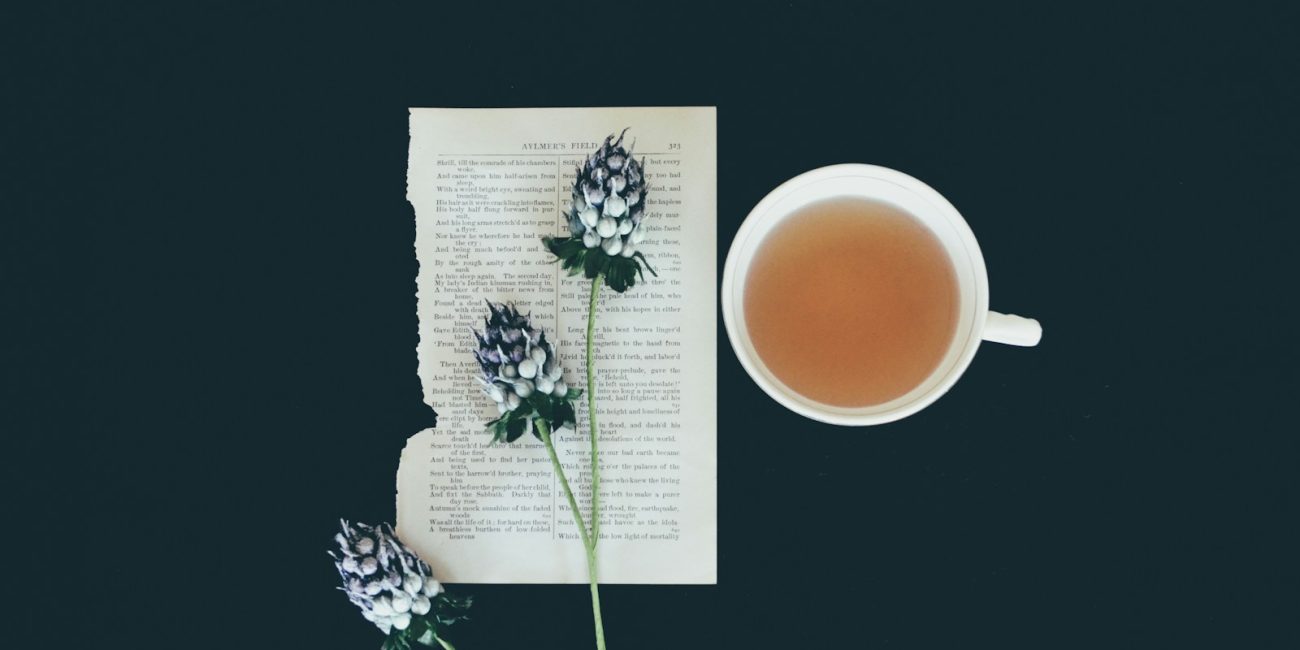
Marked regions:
[7,2,1297,648]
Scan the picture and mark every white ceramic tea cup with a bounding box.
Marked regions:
[721,164,1042,426]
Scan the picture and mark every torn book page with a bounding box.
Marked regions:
[400,107,717,584]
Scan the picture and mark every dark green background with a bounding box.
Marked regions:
[6,2,1297,648]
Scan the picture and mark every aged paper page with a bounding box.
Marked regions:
[400,107,716,584]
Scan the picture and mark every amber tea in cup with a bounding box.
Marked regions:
[742,197,960,408]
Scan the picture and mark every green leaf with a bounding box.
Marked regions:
[542,235,566,257]
[410,617,438,647]
[434,593,474,627]
[609,262,625,290]
[582,248,606,279]
[382,632,411,650]
[529,394,554,421]
[505,417,527,443]
[545,236,595,277]
[607,264,630,292]
[633,251,658,277]
[562,249,586,273]
[554,401,576,428]
[604,255,656,293]
[489,418,508,444]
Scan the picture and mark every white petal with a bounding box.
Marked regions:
[579,206,599,228]
[553,380,568,397]
[608,174,626,194]
[422,578,442,596]
[603,194,627,218]
[617,219,633,235]
[411,595,432,616]
[582,230,599,248]
[360,557,379,575]
[355,537,375,554]
[392,612,411,630]
[530,347,547,365]
[513,379,534,398]
[620,241,636,257]
[630,226,646,244]
[596,217,617,238]
[602,237,623,256]
[403,574,422,595]
[505,392,521,410]
[501,364,517,379]
[518,358,537,379]
[372,597,394,617]
[535,376,554,395]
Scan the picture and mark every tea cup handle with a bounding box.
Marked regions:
[983,311,1042,347]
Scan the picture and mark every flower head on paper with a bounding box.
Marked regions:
[330,520,471,650]
[544,128,656,293]
[473,301,582,443]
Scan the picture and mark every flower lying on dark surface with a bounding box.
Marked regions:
[330,520,470,650]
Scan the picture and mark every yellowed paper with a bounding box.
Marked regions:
[399,107,717,584]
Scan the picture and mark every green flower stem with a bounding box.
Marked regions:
[586,548,605,650]
[537,419,591,549]
[536,419,606,650]
[585,274,606,650]
[435,637,456,650]
[587,275,602,543]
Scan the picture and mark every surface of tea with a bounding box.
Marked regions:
[744,198,959,407]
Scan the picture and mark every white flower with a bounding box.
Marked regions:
[391,612,411,630]
[518,358,538,379]
[473,302,578,441]
[560,130,648,252]
[603,193,627,218]
[579,206,599,229]
[330,521,453,637]
[596,217,617,238]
